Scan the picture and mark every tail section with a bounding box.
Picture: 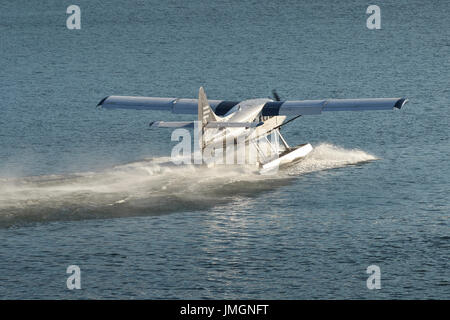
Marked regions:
[198,87,220,125]
[198,87,221,150]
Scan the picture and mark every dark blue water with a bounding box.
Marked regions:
[0,0,448,299]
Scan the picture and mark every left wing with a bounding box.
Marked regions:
[97,95,239,115]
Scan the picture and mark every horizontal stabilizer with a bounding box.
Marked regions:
[205,121,264,128]
[149,121,194,128]
[149,121,264,129]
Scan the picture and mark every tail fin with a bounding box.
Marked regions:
[198,87,220,125]
[198,87,221,150]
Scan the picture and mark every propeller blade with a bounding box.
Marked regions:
[272,89,281,101]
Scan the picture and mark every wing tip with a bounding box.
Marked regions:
[97,96,109,107]
[149,121,157,128]
[394,98,408,109]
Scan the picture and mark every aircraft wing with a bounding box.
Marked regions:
[97,95,239,115]
[98,96,407,116]
[261,98,408,116]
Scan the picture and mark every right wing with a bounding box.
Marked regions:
[261,98,408,116]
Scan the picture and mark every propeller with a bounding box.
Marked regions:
[272,89,281,102]
[270,89,290,132]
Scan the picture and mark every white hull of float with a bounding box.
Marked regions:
[260,143,313,173]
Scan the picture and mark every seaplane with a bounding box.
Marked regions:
[97,87,407,172]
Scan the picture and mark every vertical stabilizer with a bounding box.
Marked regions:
[198,87,220,150]
[198,87,220,125]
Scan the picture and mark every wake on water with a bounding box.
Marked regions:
[0,143,376,227]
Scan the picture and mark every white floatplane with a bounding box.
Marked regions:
[97,87,407,172]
